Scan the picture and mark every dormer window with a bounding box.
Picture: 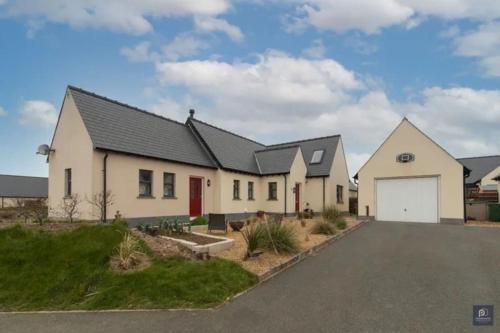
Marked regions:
[310,150,324,164]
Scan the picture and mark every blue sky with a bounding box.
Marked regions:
[1,0,499,178]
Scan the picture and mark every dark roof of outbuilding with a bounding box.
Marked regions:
[255,146,301,175]
[0,175,48,198]
[188,118,265,174]
[349,180,357,191]
[268,135,340,177]
[68,86,216,169]
[457,155,500,185]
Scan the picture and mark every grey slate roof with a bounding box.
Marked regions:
[457,155,500,185]
[255,146,300,175]
[189,117,340,177]
[0,175,48,198]
[65,86,341,177]
[188,118,265,174]
[68,86,216,169]
[268,136,340,177]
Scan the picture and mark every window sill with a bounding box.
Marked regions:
[233,198,241,201]
[248,198,255,201]
[63,195,72,199]
[267,198,278,201]
[162,196,177,200]
[137,195,155,199]
[337,201,344,204]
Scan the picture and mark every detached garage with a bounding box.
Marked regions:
[354,118,469,224]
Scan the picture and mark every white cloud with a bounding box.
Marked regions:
[0,106,7,116]
[163,34,209,61]
[151,50,500,170]
[18,100,58,127]
[404,87,500,156]
[2,0,231,35]
[452,22,500,77]
[347,152,371,177]
[285,0,500,34]
[120,41,157,63]
[156,51,363,123]
[302,0,413,34]
[302,39,326,59]
[194,16,244,42]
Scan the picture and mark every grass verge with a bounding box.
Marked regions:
[0,224,257,311]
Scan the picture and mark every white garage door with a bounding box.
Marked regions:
[376,177,438,223]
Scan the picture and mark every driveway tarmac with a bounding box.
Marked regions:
[2,221,500,333]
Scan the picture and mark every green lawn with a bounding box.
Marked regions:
[0,225,257,311]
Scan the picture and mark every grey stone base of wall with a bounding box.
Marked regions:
[125,211,345,228]
[362,216,463,224]
[440,218,464,225]
[126,215,191,228]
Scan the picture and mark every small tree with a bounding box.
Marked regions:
[25,199,48,225]
[14,199,30,223]
[87,190,114,223]
[59,194,81,223]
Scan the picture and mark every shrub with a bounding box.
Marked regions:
[311,220,336,235]
[336,220,347,230]
[112,217,129,229]
[24,199,48,225]
[59,194,81,223]
[0,208,17,221]
[191,216,208,226]
[263,221,299,254]
[241,224,266,258]
[322,205,342,223]
[114,232,144,270]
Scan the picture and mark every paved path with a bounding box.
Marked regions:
[2,221,500,333]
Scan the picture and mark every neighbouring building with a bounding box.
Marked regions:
[354,118,469,224]
[457,155,500,202]
[0,174,48,208]
[46,86,350,224]
[349,180,357,199]
[495,175,500,203]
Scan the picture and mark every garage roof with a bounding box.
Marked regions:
[0,175,48,198]
[457,155,500,185]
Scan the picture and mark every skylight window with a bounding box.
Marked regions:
[310,150,324,164]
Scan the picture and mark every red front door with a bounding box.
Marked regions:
[295,183,300,212]
[189,177,202,217]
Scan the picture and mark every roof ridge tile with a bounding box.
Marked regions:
[67,85,186,127]
[268,134,341,147]
[190,118,265,147]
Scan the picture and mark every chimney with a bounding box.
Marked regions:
[189,109,195,119]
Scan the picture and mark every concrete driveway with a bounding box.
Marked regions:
[2,221,500,333]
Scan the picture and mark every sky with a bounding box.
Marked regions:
[0,0,500,178]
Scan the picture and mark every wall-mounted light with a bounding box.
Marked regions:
[207,179,211,187]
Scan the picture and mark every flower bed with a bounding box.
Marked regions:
[161,232,234,256]
[199,216,361,277]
